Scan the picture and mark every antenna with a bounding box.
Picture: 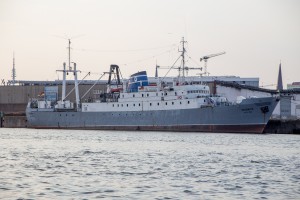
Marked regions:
[51,34,85,70]
[179,37,187,77]
[11,52,16,85]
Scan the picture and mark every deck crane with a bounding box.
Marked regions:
[200,52,225,76]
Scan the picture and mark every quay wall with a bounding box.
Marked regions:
[264,119,300,134]
[1,115,27,128]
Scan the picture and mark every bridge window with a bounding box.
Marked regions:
[150,103,152,106]
[188,101,190,104]
[142,94,144,97]
[147,94,149,97]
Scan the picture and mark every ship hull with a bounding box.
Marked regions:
[26,97,278,133]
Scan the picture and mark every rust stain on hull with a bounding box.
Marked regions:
[28,124,266,133]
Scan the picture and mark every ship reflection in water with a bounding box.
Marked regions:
[0,129,299,199]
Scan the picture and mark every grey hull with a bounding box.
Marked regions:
[26,97,279,133]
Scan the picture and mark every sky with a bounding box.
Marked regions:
[0,0,299,89]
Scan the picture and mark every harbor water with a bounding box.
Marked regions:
[0,129,299,199]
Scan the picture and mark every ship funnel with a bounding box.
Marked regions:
[128,71,149,92]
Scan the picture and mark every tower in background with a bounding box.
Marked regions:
[11,52,16,85]
[277,62,283,90]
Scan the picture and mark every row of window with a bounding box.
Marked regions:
[187,90,209,94]
[123,92,184,98]
[112,101,191,107]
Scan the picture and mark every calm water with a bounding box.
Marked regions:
[0,129,299,199]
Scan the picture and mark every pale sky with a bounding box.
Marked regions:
[1,0,299,88]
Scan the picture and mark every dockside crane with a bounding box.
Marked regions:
[200,52,225,76]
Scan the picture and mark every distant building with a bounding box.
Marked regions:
[148,76,259,87]
[287,82,300,90]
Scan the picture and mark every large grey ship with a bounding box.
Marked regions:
[26,38,279,133]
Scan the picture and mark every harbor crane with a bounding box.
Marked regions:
[200,52,226,76]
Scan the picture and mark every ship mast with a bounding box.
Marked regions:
[68,39,71,70]
[179,37,187,78]
[56,39,81,110]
